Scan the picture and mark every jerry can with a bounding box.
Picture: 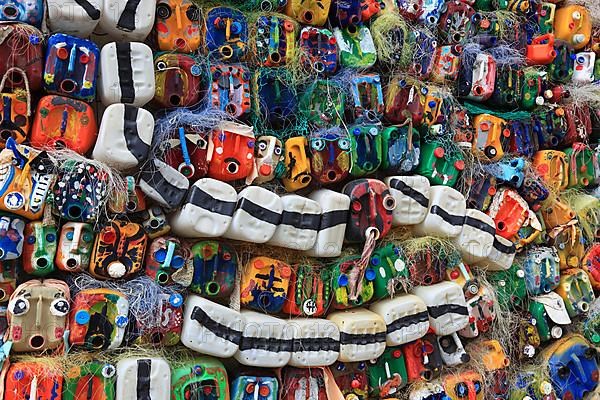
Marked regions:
[333,26,377,68]
[309,127,351,185]
[300,79,345,128]
[547,40,575,83]
[209,65,251,119]
[526,34,557,65]
[207,122,255,182]
[553,5,592,49]
[472,114,509,161]
[155,0,201,52]
[350,74,384,122]
[145,236,191,286]
[251,68,297,130]
[348,125,382,176]
[285,0,331,25]
[56,222,94,272]
[331,255,375,309]
[204,7,248,61]
[22,220,57,277]
[283,264,331,317]
[416,142,464,187]
[254,15,297,67]
[384,76,426,125]
[457,52,497,102]
[370,243,410,299]
[299,27,338,75]
[154,53,203,108]
[0,67,31,148]
[380,124,420,174]
[240,256,291,314]
[0,24,43,91]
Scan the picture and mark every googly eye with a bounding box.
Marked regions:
[8,297,29,316]
[311,138,326,151]
[156,61,167,71]
[572,10,581,20]
[50,298,70,317]
[102,364,116,378]
[338,138,351,151]
[156,3,172,19]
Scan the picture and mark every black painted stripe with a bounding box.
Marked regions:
[239,337,293,352]
[117,0,141,31]
[123,105,149,163]
[237,197,281,225]
[73,0,100,19]
[429,205,465,226]
[139,160,187,208]
[386,311,429,334]
[319,210,347,230]
[388,178,429,208]
[427,304,469,319]
[186,185,237,216]
[136,359,151,400]
[115,43,135,103]
[190,306,242,345]
[280,210,320,231]
[339,331,387,345]
[493,236,516,254]
[292,337,340,352]
[464,216,496,236]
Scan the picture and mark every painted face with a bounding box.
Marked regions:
[207,122,255,182]
[583,244,600,290]
[408,247,447,286]
[300,80,345,128]
[282,136,312,192]
[513,370,557,400]
[7,279,70,352]
[281,367,327,400]
[155,0,201,52]
[332,361,369,400]
[416,141,465,187]
[384,78,426,125]
[556,269,595,318]
[69,288,129,351]
[160,124,209,182]
[255,16,297,66]
[334,26,377,69]
[22,222,57,277]
[438,0,474,44]
[240,257,291,314]
[136,294,183,347]
[432,45,462,82]
[490,65,521,109]
[534,108,569,148]
[4,362,63,400]
[524,246,561,296]
[471,340,510,371]
[554,5,592,50]
[348,125,382,177]
[30,95,97,154]
[283,264,331,317]
[0,0,43,26]
[108,176,146,215]
[0,143,53,221]
[63,362,116,400]
[332,255,375,309]
[457,53,497,102]
[487,188,537,241]
[171,357,229,400]
[53,161,108,223]
[530,292,572,342]
[43,34,99,102]
[0,24,43,92]
[368,347,408,397]
[251,136,283,184]
[309,128,350,185]
[189,241,237,301]
[410,30,437,79]
[154,53,203,109]
[205,7,248,61]
[0,79,30,147]
[145,236,192,286]
[548,40,575,83]
[518,174,550,212]
[231,374,279,400]
[402,333,443,382]
[382,125,421,174]
[472,114,508,161]
[329,0,361,26]
[443,371,484,400]
[396,0,423,20]
[553,226,586,271]
[488,264,527,310]
[370,243,410,299]
[252,69,297,129]
[459,287,496,338]
[299,27,338,75]
[209,64,251,119]
[284,0,331,25]
[544,335,599,399]
[56,222,94,272]
[90,220,148,280]
[350,75,384,123]
[343,179,395,242]
[437,332,469,367]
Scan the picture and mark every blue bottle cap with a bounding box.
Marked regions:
[75,310,90,325]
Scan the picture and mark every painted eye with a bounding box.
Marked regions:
[258,141,268,151]
[156,3,172,19]
[338,138,351,151]
[82,232,93,242]
[383,194,396,211]
[357,362,366,370]
[79,54,89,64]
[186,5,199,21]
[50,298,70,316]
[46,233,56,242]
[65,231,74,241]
[557,365,570,378]
[196,137,208,150]
[311,138,326,151]
[274,145,282,156]
[8,297,29,316]
[336,362,346,371]
[14,115,26,127]
[156,61,167,71]
[473,381,482,394]
[584,347,597,360]
[455,382,468,398]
